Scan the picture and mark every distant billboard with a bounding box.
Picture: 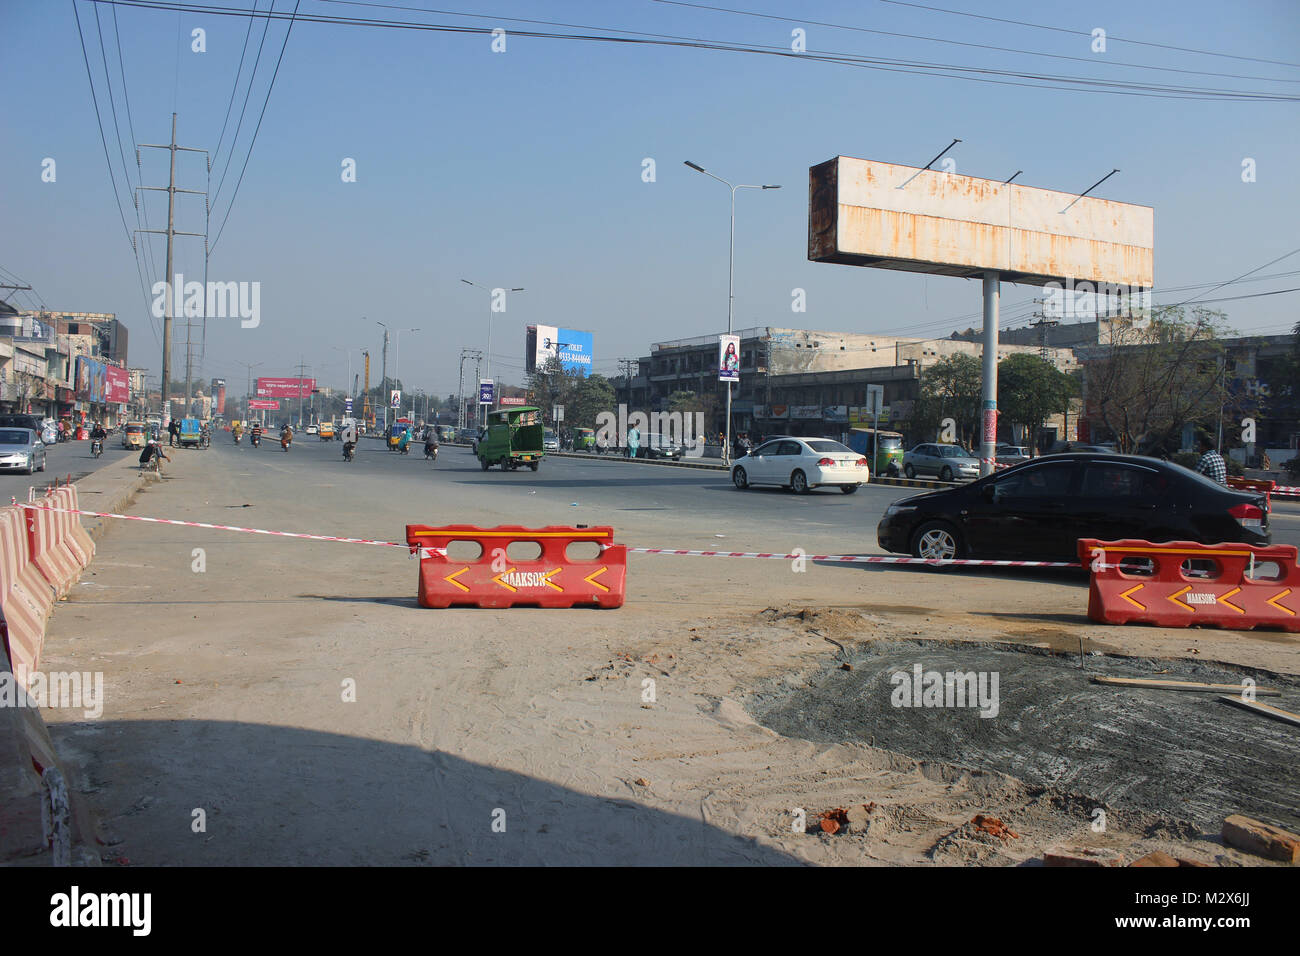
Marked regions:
[0,314,56,344]
[527,325,594,376]
[248,399,280,410]
[105,365,129,404]
[75,356,107,403]
[809,156,1154,289]
[256,377,316,399]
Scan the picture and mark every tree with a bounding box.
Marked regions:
[997,354,1078,454]
[1081,307,1231,453]
[569,374,615,429]
[910,353,981,447]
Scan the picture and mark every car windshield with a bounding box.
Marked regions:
[0,430,31,445]
[879,436,903,451]
[805,440,852,454]
[941,446,973,458]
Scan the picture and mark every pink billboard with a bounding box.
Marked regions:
[256,377,317,399]
[248,399,281,410]
[106,365,130,404]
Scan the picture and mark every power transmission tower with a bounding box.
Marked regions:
[136,113,208,422]
[458,348,483,430]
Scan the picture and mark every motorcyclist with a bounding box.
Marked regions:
[280,423,293,450]
[89,422,107,456]
[250,422,263,447]
[423,427,439,459]
[341,422,357,461]
[233,421,244,444]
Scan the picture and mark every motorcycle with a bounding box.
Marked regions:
[280,434,292,452]
[91,438,104,458]
[234,431,243,445]
[251,432,261,448]
[424,442,438,461]
[343,441,356,462]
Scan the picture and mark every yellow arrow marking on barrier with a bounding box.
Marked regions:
[1266,588,1295,616]
[1167,586,1194,611]
[444,567,471,592]
[584,567,610,592]
[493,567,518,592]
[1216,587,1245,614]
[1119,584,1146,610]
[543,568,563,592]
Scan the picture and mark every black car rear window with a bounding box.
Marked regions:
[1081,463,1168,497]
[993,462,1074,498]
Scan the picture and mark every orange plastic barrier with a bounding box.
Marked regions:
[1226,476,1274,511]
[0,508,55,682]
[24,500,80,597]
[405,524,626,609]
[1078,538,1300,632]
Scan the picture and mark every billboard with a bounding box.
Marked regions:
[809,156,1154,289]
[105,365,130,404]
[1,314,56,344]
[718,334,740,382]
[75,356,107,403]
[479,380,495,405]
[256,377,316,399]
[248,399,280,410]
[528,325,594,376]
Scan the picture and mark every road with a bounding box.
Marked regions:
[35,438,1300,865]
[0,438,138,499]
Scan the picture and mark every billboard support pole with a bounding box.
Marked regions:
[981,271,1000,478]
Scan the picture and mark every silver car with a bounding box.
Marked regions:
[0,428,47,475]
[902,442,980,481]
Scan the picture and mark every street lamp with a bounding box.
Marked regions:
[239,361,263,425]
[461,279,524,427]
[683,160,780,464]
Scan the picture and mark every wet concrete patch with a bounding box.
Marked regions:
[748,640,1300,831]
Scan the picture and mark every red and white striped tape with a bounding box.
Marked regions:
[16,502,1087,569]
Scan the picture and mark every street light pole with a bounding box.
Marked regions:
[461,280,524,428]
[683,161,780,465]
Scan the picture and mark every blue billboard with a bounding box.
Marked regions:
[532,325,593,376]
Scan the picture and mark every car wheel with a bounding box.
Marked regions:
[904,463,916,479]
[940,466,953,482]
[841,484,859,494]
[911,520,963,561]
[530,462,539,472]
[38,456,46,473]
[732,467,749,489]
[790,470,809,494]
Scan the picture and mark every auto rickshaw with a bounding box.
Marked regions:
[178,418,203,448]
[477,406,544,471]
[122,421,147,449]
[318,422,336,441]
[388,419,414,452]
[847,427,904,477]
[573,427,595,452]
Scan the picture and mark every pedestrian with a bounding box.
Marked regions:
[627,425,640,459]
[1261,450,1271,471]
[168,417,181,447]
[1194,434,1227,484]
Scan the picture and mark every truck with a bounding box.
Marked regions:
[477,406,544,471]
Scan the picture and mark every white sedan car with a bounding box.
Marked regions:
[731,437,869,494]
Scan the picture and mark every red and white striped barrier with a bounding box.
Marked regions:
[1274,484,1300,498]
[21,504,1086,569]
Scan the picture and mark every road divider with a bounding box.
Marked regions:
[1079,538,1300,632]
[405,524,627,609]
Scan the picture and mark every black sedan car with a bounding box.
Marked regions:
[877,453,1270,561]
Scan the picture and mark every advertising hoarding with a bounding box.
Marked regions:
[256,377,316,399]
[529,325,594,376]
[75,357,107,403]
[479,380,495,405]
[809,156,1154,289]
[718,334,740,382]
[248,399,280,410]
[105,365,130,404]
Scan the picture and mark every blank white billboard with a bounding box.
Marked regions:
[809,156,1153,289]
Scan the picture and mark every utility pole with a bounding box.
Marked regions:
[295,358,310,427]
[137,113,207,425]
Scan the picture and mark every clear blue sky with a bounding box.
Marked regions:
[2,0,1297,399]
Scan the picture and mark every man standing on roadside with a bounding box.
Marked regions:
[168,417,181,447]
[1194,434,1227,484]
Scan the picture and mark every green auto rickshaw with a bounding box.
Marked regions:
[847,427,904,477]
[573,427,595,451]
[477,406,544,471]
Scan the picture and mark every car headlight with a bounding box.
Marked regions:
[884,504,917,517]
